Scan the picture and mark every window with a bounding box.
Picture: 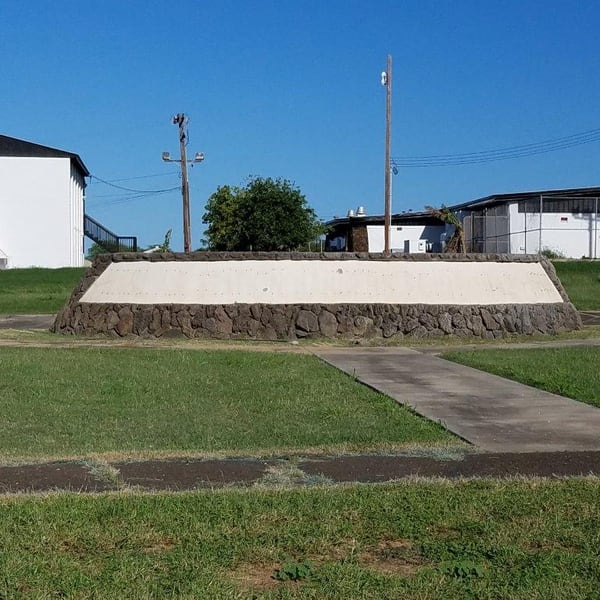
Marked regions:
[518,197,599,214]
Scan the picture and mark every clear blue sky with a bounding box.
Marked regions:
[2,0,599,250]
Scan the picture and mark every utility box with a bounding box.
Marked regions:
[404,239,428,254]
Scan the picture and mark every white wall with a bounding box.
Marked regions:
[509,202,600,258]
[81,260,564,305]
[69,163,85,267]
[367,225,445,253]
[0,156,85,268]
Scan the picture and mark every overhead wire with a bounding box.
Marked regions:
[88,171,180,184]
[392,127,600,167]
[86,173,181,208]
[89,174,180,194]
[88,193,174,207]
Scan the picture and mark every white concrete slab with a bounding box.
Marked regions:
[80,260,564,305]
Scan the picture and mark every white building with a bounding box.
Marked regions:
[0,134,89,269]
[325,187,600,258]
[325,210,445,253]
[455,187,600,258]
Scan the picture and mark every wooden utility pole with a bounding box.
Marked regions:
[163,114,204,253]
[383,55,392,256]
[174,113,192,253]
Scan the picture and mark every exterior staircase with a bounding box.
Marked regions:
[84,214,137,252]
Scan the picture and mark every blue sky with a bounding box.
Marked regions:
[2,0,600,250]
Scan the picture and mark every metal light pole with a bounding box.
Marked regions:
[381,55,392,256]
[162,113,205,253]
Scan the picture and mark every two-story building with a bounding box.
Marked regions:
[0,134,89,268]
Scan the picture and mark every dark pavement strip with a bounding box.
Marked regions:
[115,458,276,490]
[0,463,113,493]
[1,453,600,492]
[580,311,600,326]
[0,314,55,329]
[300,451,600,482]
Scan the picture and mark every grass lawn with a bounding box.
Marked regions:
[0,267,85,314]
[552,260,600,310]
[443,346,600,408]
[0,347,455,461]
[0,479,598,598]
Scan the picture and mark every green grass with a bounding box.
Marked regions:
[0,267,85,314]
[443,346,600,408]
[0,347,455,460]
[553,260,600,310]
[0,479,598,598]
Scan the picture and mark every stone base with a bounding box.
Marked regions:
[52,301,581,340]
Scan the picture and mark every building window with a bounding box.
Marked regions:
[518,197,599,214]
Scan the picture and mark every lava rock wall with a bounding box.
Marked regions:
[52,252,581,340]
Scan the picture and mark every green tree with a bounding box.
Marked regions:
[202,177,323,251]
[202,185,244,250]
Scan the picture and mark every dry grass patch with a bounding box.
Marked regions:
[230,562,282,591]
[359,539,428,576]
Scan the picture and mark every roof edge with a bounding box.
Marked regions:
[0,134,90,177]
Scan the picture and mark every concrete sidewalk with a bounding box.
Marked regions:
[314,347,600,453]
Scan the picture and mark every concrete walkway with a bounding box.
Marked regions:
[314,347,600,453]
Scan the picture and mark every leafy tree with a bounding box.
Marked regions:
[202,185,243,250]
[202,177,323,251]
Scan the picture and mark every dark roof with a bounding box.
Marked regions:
[325,186,600,228]
[326,210,444,228]
[0,134,90,177]
[449,186,600,211]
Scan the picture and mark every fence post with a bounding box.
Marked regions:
[538,195,543,253]
[595,197,598,259]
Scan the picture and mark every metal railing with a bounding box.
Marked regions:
[84,214,137,252]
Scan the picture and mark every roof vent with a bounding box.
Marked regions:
[347,209,355,217]
[356,206,366,217]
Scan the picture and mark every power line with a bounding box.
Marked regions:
[88,171,180,184]
[89,174,180,193]
[396,127,600,160]
[392,127,600,167]
[86,192,176,208]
